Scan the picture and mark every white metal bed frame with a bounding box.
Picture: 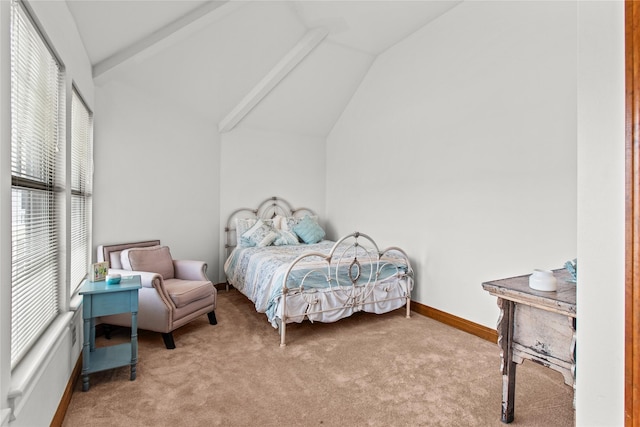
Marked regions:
[224,196,414,346]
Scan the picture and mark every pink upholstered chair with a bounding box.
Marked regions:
[97,240,217,349]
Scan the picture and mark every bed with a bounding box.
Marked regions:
[223,196,414,346]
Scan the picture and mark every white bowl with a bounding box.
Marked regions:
[105,273,121,285]
[529,269,557,292]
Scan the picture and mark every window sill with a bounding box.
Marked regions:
[70,292,83,312]
[8,311,74,421]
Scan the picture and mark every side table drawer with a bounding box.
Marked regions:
[88,291,137,317]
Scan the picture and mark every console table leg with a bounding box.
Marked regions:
[82,316,91,392]
[131,309,138,381]
[570,316,577,409]
[497,298,516,423]
[502,361,516,423]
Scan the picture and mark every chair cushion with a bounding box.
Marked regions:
[163,278,215,308]
[121,246,174,280]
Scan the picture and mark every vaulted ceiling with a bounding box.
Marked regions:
[66,0,462,137]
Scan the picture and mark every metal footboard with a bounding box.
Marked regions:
[278,231,414,347]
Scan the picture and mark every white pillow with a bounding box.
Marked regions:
[236,218,275,246]
[241,219,278,247]
[272,214,287,230]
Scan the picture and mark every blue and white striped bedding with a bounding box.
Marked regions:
[224,241,411,327]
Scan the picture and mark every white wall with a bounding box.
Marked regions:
[326,0,627,423]
[576,1,625,425]
[219,127,326,281]
[0,0,93,425]
[93,79,221,277]
[327,1,577,328]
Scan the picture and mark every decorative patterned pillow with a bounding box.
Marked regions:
[235,218,257,246]
[236,218,274,246]
[292,215,325,244]
[121,246,174,279]
[241,219,278,247]
[272,229,300,246]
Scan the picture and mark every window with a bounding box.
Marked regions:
[70,88,93,293]
[10,0,64,367]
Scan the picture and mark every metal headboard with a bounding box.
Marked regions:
[224,196,317,256]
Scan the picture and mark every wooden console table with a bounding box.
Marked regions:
[482,269,576,423]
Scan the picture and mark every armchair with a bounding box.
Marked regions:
[97,240,217,349]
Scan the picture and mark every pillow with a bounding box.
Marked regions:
[235,218,257,247]
[282,215,318,233]
[281,216,297,232]
[121,245,174,279]
[272,229,300,246]
[109,251,123,269]
[236,218,274,246]
[241,219,278,247]
[272,214,287,230]
[292,215,325,244]
[119,245,161,270]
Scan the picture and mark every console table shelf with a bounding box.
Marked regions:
[85,343,134,374]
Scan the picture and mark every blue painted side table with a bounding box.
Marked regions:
[79,275,141,391]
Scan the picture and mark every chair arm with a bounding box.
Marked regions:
[108,268,162,289]
[173,260,208,281]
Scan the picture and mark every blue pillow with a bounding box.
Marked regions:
[292,215,325,244]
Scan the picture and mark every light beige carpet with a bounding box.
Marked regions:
[62,289,575,426]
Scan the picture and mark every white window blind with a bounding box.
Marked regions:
[70,89,93,293]
[10,0,63,367]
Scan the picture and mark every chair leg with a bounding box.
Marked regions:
[208,310,217,325]
[162,332,176,349]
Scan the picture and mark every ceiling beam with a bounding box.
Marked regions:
[218,27,329,133]
[93,0,243,83]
